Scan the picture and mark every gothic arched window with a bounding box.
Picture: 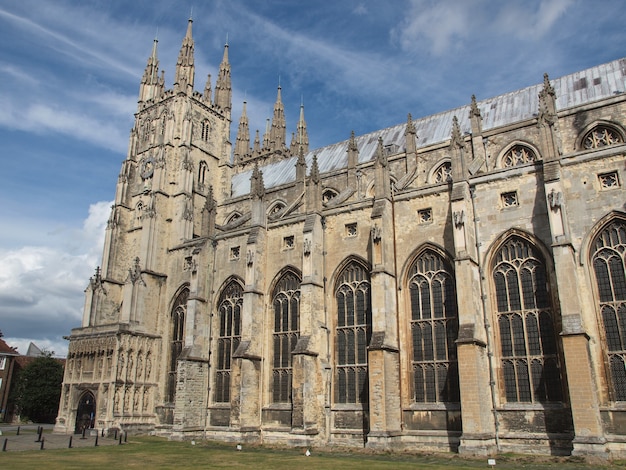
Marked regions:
[583,125,623,150]
[492,236,563,403]
[214,280,243,403]
[272,271,300,403]
[167,287,188,403]
[198,161,208,187]
[335,260,371,404]
[408,249,459,403]
[201,119,211,142]
[591,219,626,401]
[433,161,452,184]
[502,145,536,167]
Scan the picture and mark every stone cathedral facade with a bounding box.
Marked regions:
[54,20,626,458]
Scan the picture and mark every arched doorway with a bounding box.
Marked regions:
[74,391,96,434]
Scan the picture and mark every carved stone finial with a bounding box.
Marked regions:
[128,257,146,285]
[376,137,387,167]
[406,113,416,135]
[450,116,464,149]
[470,95,481,118]
[348,131,358,152]
[310,154,320,184]
[250,164,265,199]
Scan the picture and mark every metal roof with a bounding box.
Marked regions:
[232,57,626,198]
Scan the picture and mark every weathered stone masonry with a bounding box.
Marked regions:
[55,20,626,458]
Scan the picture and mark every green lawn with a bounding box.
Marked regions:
[1,436,624,470]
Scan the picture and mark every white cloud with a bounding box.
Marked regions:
[0,201,111,358]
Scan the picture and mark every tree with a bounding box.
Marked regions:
[12,352,64,423]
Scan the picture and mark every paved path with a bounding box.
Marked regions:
[0,427,126,452]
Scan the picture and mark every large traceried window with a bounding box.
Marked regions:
[583,125,623,150]
[167,287,188,403]
[335,261,371,404]
[591,219,626,401]
[492,236,563,403]
[408,249,460,403]
[502,145,536,168]
[214,280,243,403]
[433,161,452,184]
[272,271,300,403]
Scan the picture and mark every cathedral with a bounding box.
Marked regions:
[54,19,626,458]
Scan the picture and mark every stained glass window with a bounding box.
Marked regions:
[167,287,188,403]
[408,250,459,403]
[591,220,626,401]
[272,272,300,403]
[493,237,563,402]
[335,261,371,404]
[214,281,243,403]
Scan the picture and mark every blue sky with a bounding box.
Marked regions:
[0,0,624,356]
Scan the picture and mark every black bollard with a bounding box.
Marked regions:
[124,431,127,443]
[16,426,20,435]
[95,435,99,447]
[114,429,118,440]
[118,433,122,445]
[40,437,45,450]
[2,438,7,451]
[101,428,104,437]
[69,436,73,448]
[35,427,43,443]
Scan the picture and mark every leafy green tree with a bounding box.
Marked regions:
[13,351,64,423]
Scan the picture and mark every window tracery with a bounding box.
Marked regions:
[408,250,459,403]
[492,236,563,403]
[583,125,623,149]
[272,272,300,403]
[201,119,211,142]
[502,145,536,167]
[433,162,452,184]
[591,220,626,401]
[335,261,371,404]
[214,281,243,403]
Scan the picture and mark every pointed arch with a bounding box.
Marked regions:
[404,244,459,403]
[213,277,244,403]
[576,120,625,151]
[269,267,301,403]
[166,284,189,403]
[428,160,452,184]
[488,231,564,403]
[333,256,371,404]
[588,214,626,401]
[496,141,540,168]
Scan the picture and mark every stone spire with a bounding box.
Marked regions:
[253,129,261,156]
[139,38,160,103]
[214,43,232,113]
[234,101,251,162]
[269,85,287,153]
[538,73,557,126]
[295,102,309,153]
[203,74,212,103]
[174,19,195,94]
